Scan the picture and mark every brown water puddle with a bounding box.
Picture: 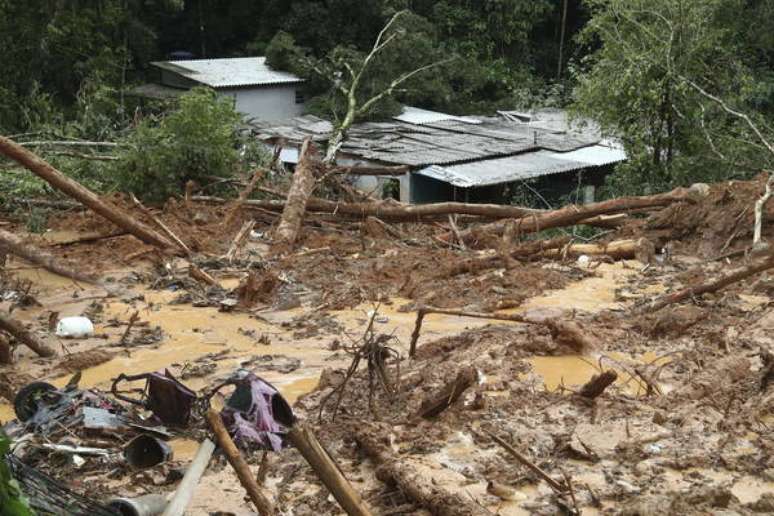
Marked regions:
[526,351,672,396]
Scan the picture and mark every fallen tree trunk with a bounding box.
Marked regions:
[286,424,373,516]
[645,250,774,312]
[0,229,99,284]
[0,312,55,357]
[440,236,572,278]
[354,425,489,516]
[206,409,275,515]
[272,138,318,252]
[439,186,699,246]
[194,196,626,229]
[414,366,478,419]
[541,238,655,263]
[0,135,176,251]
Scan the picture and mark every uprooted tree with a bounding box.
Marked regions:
[267,9,452,164]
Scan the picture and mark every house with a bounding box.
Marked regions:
[251,107,626,204]
[132,57,306,122]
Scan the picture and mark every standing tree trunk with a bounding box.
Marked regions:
[0,136,176,251]
[272,139,318,253]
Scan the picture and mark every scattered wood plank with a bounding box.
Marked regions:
[0,135,176,251]
[189,264,218,287]
[225,220,255,262]
[130,194,192,256]
[206,408,275,516]
[486,431,567,493]
[0,312,55,357]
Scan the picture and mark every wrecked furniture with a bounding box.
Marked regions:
[111,369,197,427]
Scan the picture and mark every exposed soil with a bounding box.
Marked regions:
[1,177,773,515]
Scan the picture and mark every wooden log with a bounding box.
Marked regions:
[486,431,567,493]
[0,312,55,357]
[354,426,489,516]
[0,229,99,284]
[189,264,218,287]
[439,187,699,246]
[541,238,654,263]
[578,370,618,399]
[161,439,215,516]
[646,250,774,312]
[223,143,282,229]
[225,220,255,262]
[440,236,572,278]
[130,195,191,255]
[414,366,477,419]
[0,135,176,251]
[206,409,275,515]
[272,138,318,252]
[286,424,373,516]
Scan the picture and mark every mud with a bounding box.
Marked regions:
[1,178,774,515]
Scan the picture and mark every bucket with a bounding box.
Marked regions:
[124,435,173,469]
[55,316,94,338]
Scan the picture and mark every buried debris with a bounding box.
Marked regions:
[578,369,618,399]
[409,306,595,357]
[414,366,478,419]
[355,424,488,516]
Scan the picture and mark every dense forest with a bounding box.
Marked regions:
[1,0,774,205]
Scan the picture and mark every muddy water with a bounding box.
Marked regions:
[526,351,672,395]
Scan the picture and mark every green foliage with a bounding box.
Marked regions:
[573,0,774,196]
[0,433,34,516]
[111,88,266,203]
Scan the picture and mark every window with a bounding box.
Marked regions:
[295,90,305,104]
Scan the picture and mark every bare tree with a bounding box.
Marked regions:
[319,10,453,164]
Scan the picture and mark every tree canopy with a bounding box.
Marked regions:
[1,0,773,198]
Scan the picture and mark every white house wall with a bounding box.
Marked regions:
[221,85,304,122]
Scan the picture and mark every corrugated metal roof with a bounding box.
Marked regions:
[393,106,481,125]
[543,144,626,167]
[151,57,304,88]
[415,144,626,188]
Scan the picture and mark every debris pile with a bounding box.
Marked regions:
[1,138,773,514]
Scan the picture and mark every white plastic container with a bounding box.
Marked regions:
[55,317,94,338]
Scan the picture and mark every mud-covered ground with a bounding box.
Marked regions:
[1,177,773,515]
